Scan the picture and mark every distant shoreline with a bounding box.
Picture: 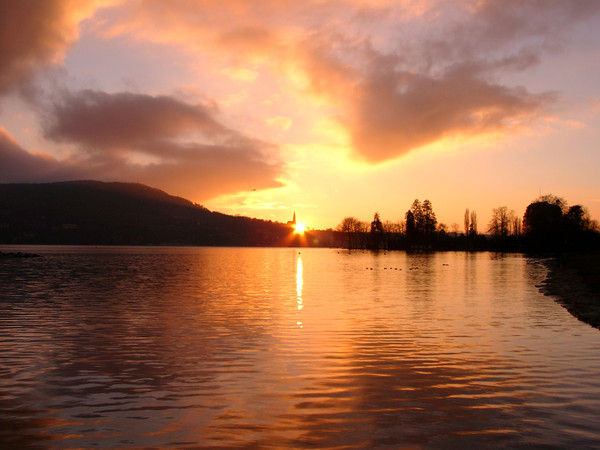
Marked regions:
[539,253,600,330]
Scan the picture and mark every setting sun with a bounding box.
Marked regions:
[294,222,307,234]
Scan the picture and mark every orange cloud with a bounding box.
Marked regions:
[271,0,600,162]
[347,60,558,162]
[98,0,598,164]
[4,0,600,184]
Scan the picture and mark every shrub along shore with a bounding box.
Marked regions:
[539,253,600,330]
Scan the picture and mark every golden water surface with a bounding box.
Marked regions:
[1,246,599,448]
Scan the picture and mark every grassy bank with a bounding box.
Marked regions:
[540,252,600,330]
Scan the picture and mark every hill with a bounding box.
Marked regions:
[0,180,304,246]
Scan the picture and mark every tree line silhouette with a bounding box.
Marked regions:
[336,195,600,253]
[1,182,598,252]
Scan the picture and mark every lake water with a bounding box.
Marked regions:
[1,246,599,448]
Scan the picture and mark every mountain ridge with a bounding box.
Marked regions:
[0,180,312,246]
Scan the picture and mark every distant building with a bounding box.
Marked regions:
[287,212,296,226]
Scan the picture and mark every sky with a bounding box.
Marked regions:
[1,0,600,230]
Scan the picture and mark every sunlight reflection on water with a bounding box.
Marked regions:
[1,246,599,448]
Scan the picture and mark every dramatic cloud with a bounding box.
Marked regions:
[288,0,600,161]
[86,0,600,163]
[39,90,283,200]
[1,91,283,201]
[0,0,112,96]
[0,0,288,201]
[2,0,599,213]
[347,59,558,162]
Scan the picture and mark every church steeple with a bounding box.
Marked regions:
[287,211,297,227]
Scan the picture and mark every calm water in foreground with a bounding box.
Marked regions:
[1,246,599,448]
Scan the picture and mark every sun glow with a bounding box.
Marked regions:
[294,222,307,234]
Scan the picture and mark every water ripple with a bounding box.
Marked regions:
[1,247,599,448]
